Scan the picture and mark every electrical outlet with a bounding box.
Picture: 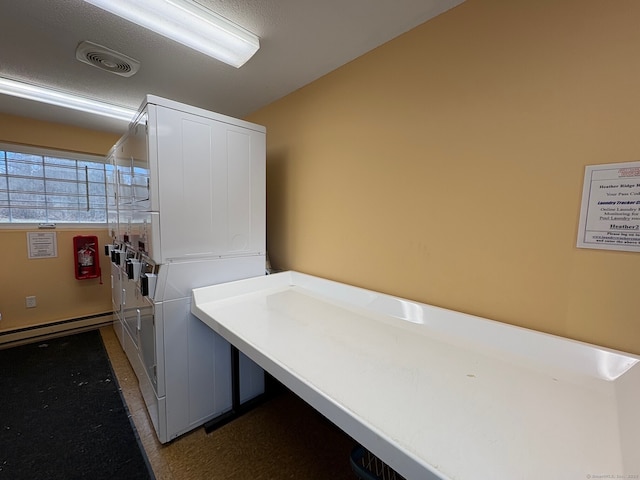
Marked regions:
[26,296,37,308]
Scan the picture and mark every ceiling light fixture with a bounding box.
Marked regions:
[0,77,137,123]
[82,0,260,68]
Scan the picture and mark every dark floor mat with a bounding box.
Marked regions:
[0,330,153,480]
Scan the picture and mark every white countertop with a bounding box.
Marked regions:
[191,271,640,480]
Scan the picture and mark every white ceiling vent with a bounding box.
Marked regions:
[75,41,140,77]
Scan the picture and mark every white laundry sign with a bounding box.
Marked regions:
[577,161,640,252]
[27,232,58,258]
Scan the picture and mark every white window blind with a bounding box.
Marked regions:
[0,144,110,224]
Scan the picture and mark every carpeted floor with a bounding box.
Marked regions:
[0,330,153,480]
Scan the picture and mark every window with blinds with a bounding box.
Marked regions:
[0,144,110,224]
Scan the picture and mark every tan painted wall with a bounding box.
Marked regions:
[0,228,113,331]
[247,0,640,355]
[0,113,119,333]
[0,112,118,156]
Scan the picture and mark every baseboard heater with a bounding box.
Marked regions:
[0,312,114,349]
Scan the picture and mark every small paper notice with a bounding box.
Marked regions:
[577,161,640,252]
[27,232,58,259]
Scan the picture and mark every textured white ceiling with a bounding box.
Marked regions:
[0,0,465,134]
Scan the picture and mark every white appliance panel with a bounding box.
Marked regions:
[150,106,265,263]
[118,209,132,244]
[131,210,155,258]
[115,147,133,209]
[146,105,160,213]
[227,127,266,256]
[155,256,265,302]
[109,95,266,444]
[130,115,150,211]
[148,296,165,398]
[162,298,233,437]
[137,298,156,390]
[112,315,124,347]
[121,274,141,350]
[156,108,217,261]
[148,211,161,262]
[110,260,122,317]
[132,319,166,441]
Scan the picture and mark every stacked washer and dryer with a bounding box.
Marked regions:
[106,95,266,443]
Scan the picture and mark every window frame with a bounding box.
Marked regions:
[0,142,110,229]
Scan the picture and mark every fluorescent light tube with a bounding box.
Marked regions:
[83,0,260,68]
[0,77,137,122]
